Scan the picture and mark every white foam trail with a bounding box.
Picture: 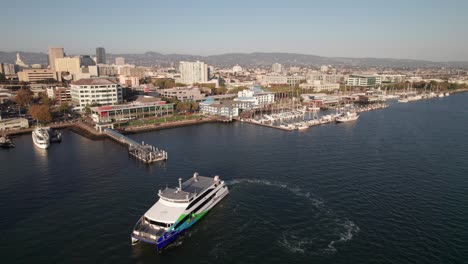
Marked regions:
[226,178,323,207]
[325,220,360,253]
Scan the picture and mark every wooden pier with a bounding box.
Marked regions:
[104,129,168,163]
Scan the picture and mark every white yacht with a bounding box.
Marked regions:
[131,173,229,251]
[336,111,359,123]
[398,98,409,103]
[32,127,50,149]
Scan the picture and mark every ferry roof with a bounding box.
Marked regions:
[159,176,216,201]
[145,200,187,223]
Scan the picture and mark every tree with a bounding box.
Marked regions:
[59,102,71,113]
[190,102,199,112]
[15,88,33,107]
[39,92,53,106]
[29,104,52,124]
[0,73,6,83]
[83,105,92,116]
[176,101,190,113]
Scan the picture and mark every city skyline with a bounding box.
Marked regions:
[3,0,468,62]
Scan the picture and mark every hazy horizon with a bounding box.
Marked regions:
[4,0,468,62]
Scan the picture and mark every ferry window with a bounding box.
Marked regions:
[186,188,215,210]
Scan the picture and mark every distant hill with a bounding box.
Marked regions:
[1,51,467,69]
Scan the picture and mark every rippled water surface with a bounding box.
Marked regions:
[1,93,467,263]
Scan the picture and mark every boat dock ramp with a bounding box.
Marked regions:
[104,128,168,163]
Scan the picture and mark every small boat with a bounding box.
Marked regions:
[32,127,50,149]
[336,111,359,123]
[0,135,14,149]
[49,129,62,143]
[438,93,445,97]
[131,173,229,251]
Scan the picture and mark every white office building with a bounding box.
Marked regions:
[71,78,123,111]
[347,75,382,87]
[179,61,208,85]
[234,85,275,109]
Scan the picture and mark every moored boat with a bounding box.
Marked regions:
[336,111,359,123]
[32,127,50,149]
[131,173,229,251]
[0,135,14,149]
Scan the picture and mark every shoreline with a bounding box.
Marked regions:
[4,117,222,140]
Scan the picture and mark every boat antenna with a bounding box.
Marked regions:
[178,178,182,191]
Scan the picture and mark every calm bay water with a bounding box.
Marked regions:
[1,93,468,264]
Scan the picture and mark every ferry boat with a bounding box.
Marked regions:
[336,111,359,123]
[32,127,50,149]
[131,173,229,251]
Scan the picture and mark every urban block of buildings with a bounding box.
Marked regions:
[70,78,123,111]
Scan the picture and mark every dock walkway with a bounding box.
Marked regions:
[104,128,167,163]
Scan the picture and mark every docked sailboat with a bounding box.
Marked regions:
[131,173,229,251]
[32,127,50,149]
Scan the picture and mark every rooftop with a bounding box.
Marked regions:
[71,78,118,86]
[159,175,216,202]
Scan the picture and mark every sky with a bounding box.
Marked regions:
[3,0,468,61]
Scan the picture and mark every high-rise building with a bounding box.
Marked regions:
[48,47,64,72]
[179,61,208,85]
[272,63,282,73]
[55,57,81,81]
[115,57,125,66]
[96,47,106,64]
[1,63,16,76]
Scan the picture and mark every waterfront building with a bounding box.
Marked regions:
[46,87,72,104]
[299,81,340,92]
[157,87,206,102]
[199,98,239,118]
[272,63,282,73]
[346,75,382,87]
[17,69,56,82]
[70,78,123,111]
[48,47,64,72]
[233,85,275,109]
[0,117,29,131]
[96,47,106,64]
[115,57,125,66]
[179,61,208,85]
[90,97,174,123]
